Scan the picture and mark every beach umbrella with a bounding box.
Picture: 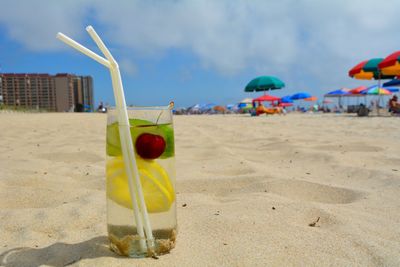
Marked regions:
[324,89,350,97]
[348,58,395,80]
[201,103,217,112]
[383,79,400,87]
[290,92,311,100]
[239,98,253,104]
[244,76,285,93]
[252,95,281,103]
[304,96,317,101]
[280,95,294,103]
[386,88,399,93]
[190,104,202,109]
[213,105,226,113]
[189,104,202,113]
[226,104,236,110]
[361,84,399,93]
[348,86,367,95]
[361,84,397,95]
[360,85,394,112]
[324,89,350,107]
[378,51,400,75]
[238,98,254,110]
[290,92,312,111]
[349,59,396,114]
[343,86,368,106]
[347,86,368,106]
[361,86,392,95]
[278,102,293,107]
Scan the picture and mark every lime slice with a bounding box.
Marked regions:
[106,119,175,159]
[106,157,175,213]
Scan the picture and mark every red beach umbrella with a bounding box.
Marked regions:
[348,58,394,80]
[348,86,368,95]
[378,51,400,75]
[277,102,293,107]
[349,60,371,79]
[252,95,281,103]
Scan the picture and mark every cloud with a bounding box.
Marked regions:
[0,0,92,51]
[1,0,400,91]
[119,59,138,77]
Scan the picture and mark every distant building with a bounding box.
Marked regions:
[0,73,94,112]
[0,76,3,104]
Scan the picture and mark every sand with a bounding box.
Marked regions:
[0,112,399,266]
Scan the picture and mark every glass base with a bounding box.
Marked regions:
[108,224,177,257]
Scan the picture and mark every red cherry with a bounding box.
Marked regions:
[135,133,166,159]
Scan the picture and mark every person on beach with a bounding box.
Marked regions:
[389,95,400,114]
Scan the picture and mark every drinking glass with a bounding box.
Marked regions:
[106,105,177,257]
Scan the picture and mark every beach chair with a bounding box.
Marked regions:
[357,104,369,117]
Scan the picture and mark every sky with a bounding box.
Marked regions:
[0,0,400,108]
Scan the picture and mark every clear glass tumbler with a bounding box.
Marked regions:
[106,105,177,257]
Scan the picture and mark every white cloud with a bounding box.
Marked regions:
[119,59,138,77]
[0,0,92,50]
[1,0,400,93]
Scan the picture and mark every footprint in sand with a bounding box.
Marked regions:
[312,143,383,153]
[0,187,82,209]
[205,165,256,176]
[39,151,104,163]
[265,179,364,204]
[177,176,364,205]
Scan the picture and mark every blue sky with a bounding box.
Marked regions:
[1,0,400,108]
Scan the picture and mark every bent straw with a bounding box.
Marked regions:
[85,26,155,251]
[56,33,110,68]
[56,28,155,254]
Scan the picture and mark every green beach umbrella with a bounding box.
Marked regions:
[245,76,285,93]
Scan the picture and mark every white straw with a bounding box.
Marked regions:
[56,33,110,68]
[85,26,155,252]
[57,27,156,254]
[85,26,116,65]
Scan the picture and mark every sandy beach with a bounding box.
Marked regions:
[0,112,399,266]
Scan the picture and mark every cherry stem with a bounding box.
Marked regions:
[155,110,163,125]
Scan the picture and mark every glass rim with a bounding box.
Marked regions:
[108,105,171,111]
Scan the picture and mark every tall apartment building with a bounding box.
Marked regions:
[0,76,3,103]
[0,73,94,112]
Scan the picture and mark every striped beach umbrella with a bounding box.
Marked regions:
[361,86,392,95]
[378,51,400,75]
[349,58,395,80]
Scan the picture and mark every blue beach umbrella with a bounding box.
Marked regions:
[323,89,351,107]
[201,103,217,112]
[280,95,294,103]
[226,104,235,110]
[290,92,312,100]
[383,79,400,87]
[386,88,399,93]
[324,89,350,97]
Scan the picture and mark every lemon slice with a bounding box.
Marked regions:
[106,157,175,213]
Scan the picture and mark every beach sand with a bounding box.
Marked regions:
[0,112,399,266]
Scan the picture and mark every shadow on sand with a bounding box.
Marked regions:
[0,236,121,267]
